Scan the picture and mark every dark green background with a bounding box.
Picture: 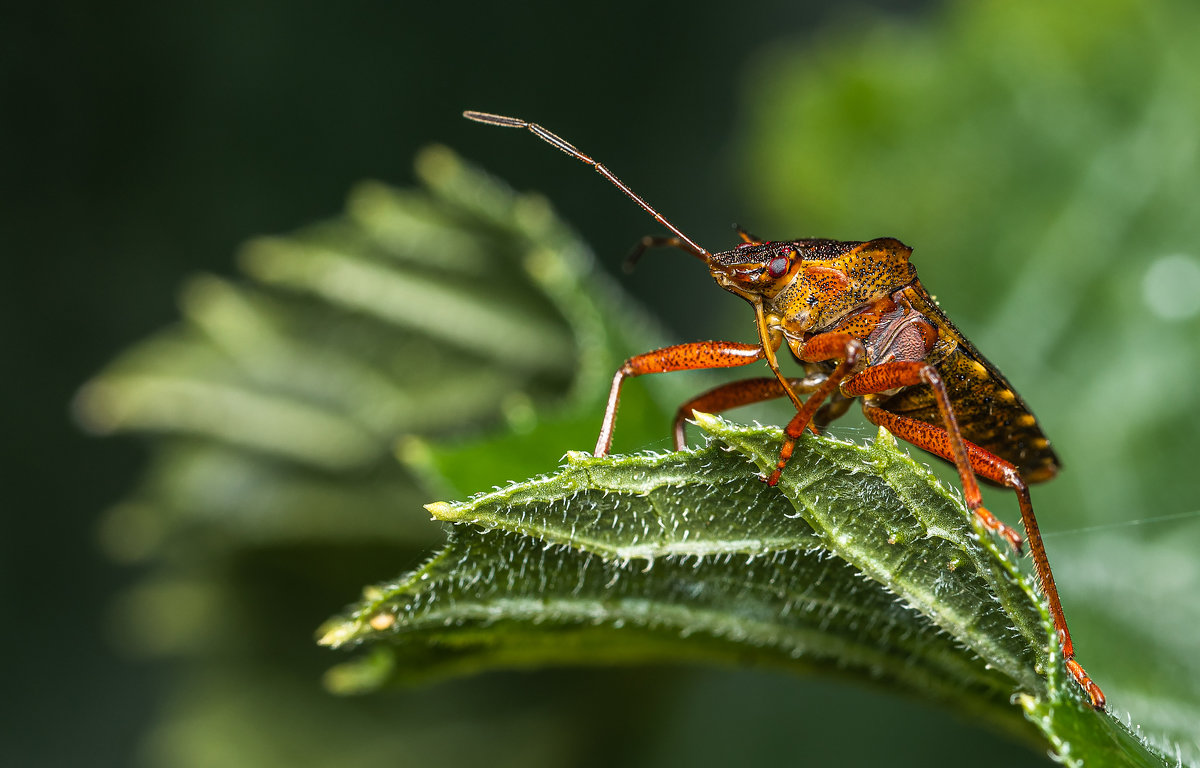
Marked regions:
[8,1,1196,766]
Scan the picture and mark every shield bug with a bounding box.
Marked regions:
[463,110,1105,710]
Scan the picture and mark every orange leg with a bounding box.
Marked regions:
[854,371,1104,710]
[844,362,1023,553]
[670,375,827,451]
[595,341,764,457]
[734,225,762,244]
[765,332,864,486]
[864,405,1105,710]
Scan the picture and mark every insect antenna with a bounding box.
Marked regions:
[463,111,712,261]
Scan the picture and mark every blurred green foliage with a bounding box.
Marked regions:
[77,148,687,767]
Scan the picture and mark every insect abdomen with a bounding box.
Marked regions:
[872,286,1060,483]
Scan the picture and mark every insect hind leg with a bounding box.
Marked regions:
[845,362,1022,552]
[861,402,1105,710]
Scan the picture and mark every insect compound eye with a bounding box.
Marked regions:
[767,256,790,278]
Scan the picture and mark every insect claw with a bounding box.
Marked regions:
[623,237,654,273]
[623,235,705,272]
[1001,527,1024,555]
[972,504,1024,554]
[1066,659,1106,710]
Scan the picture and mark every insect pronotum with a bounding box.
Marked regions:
[463,109,1105,710]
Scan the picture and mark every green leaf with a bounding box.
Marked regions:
[320,417,1171,766]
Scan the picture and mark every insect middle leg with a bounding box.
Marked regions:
[595,341,765,457]
[670,375,828,451]
[764,332,865,486]
[860,400,1106,710]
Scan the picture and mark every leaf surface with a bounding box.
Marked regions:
[322,417,1171,766]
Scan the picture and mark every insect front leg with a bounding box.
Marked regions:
[595,341,765,457]
[733,225,763,244]
[624,236,689,271]
[859,395,1106,710]
[670,374,827,451]
[765,332,865,486]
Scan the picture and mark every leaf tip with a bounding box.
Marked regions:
[395,434,432,467]
[71,380,121,434]
[424,501,456,520]
[689,410,723,432]
[415,144,459,185]
[316,619,358,648]
[564,450,594,465]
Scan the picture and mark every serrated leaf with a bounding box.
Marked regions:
[321,417,1171,766]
